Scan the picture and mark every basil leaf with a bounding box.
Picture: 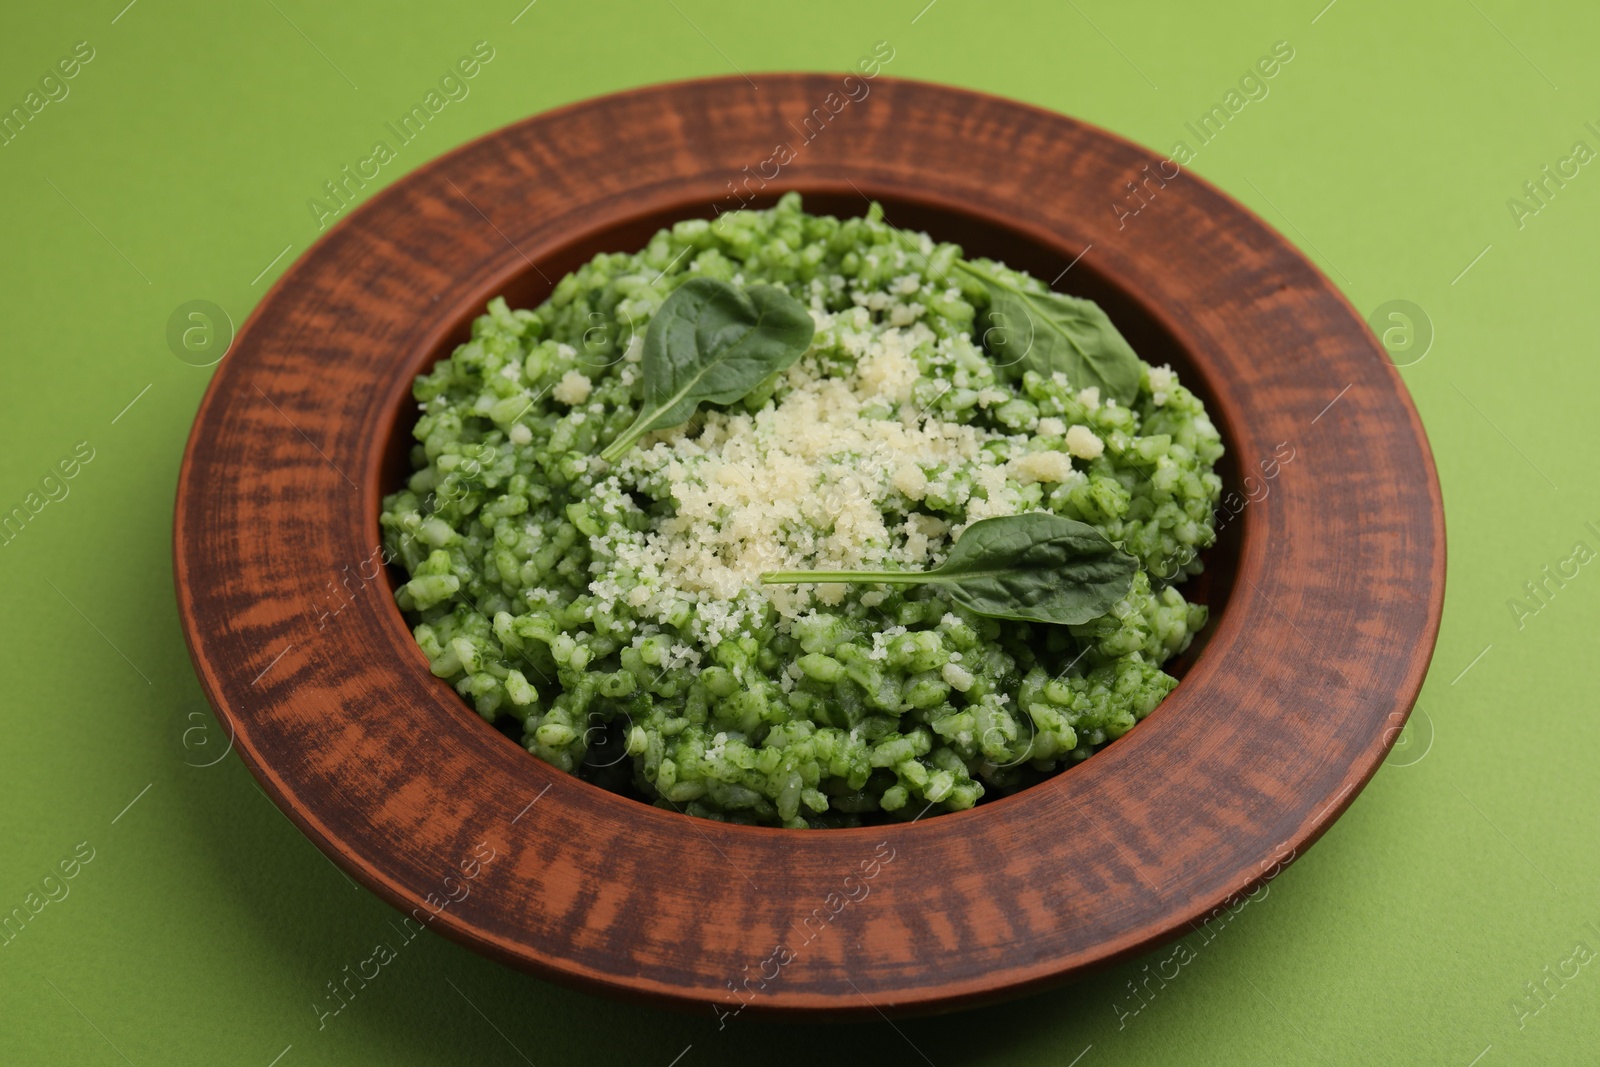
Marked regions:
[957,260,1141,406]
[761,513,1138,626]
[598,277,815,462]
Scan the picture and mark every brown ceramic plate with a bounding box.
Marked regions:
[173,75,1444,1019]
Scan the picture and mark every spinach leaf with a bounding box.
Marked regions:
[955,259,1142,406]
[598,277,815,462]
[761,512,1137,626]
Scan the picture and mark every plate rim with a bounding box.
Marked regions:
[173,73,1446,1018]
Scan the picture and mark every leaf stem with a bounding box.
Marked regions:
[952,258,999,285]
[598,418,649,464]
[954,258,1033,299]
[761,569,937,586]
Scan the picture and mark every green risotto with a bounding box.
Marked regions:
[380,194,1223,828]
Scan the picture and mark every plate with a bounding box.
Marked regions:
[173,75,1444,1018]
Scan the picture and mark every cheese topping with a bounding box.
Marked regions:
[1009,451,1075,484]
[1146,364,1175,406]
[1065,424,1105,460]
[587,314,1085,643]
[552,370,593,405]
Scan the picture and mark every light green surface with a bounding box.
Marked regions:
[0,1,1593,1063]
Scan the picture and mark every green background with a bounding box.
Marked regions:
[1,0,1594,1063]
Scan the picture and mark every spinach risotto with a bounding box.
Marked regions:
[380,194,1224,828]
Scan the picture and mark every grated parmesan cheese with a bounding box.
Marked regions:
[552,370,592,405]
[585,322,1044,643]
[1065,425,1105,460]
[1009,451,1075,484]
[1147,365,1174,406]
